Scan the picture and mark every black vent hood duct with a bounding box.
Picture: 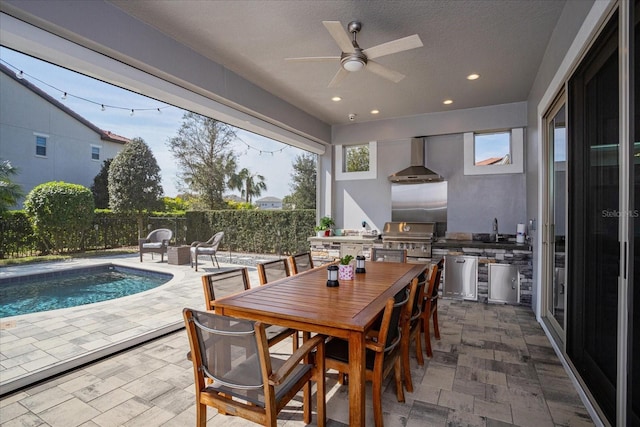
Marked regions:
[388,138,444,183]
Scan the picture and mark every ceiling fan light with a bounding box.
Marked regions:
[342,57,365,72]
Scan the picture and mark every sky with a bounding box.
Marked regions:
[0,46,310,199]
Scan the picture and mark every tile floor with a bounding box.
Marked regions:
[1,284,594,426]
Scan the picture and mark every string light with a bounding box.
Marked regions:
[236,136,287,156]
[0,59,171,116]
[3,58,292,159]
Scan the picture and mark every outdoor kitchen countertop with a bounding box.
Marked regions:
[308,235,382,242]
[433,238,532,251]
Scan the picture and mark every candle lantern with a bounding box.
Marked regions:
[355,255,366,273]
[326,265,339,287]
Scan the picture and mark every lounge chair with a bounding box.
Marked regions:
[138,228,172,262]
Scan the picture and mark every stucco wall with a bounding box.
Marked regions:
[331,102,528,234]
[0,71,124,202]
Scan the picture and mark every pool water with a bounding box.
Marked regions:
[0,265,172,317]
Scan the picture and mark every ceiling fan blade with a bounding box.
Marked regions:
[323,21,355,53]
[363,34,423,59]
[327,67,349,88]
[285,56,340,62]
[366,60,406,83]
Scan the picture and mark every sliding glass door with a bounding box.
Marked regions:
[629,1,639,424]
[567,11,619,424]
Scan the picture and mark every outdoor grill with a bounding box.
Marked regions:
[381,221,436,263]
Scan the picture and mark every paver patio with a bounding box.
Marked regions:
[0,255,594,426]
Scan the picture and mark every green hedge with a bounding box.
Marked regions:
[186,209,315,255]
[0,211,38,258]
[1,209,315,259]
[23,181,95,254]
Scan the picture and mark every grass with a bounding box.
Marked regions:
[0,248,138,267]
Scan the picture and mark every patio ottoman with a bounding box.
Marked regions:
[167,245,191,265]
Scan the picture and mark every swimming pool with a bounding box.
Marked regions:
[0,264,172,317]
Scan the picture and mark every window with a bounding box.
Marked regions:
[344,144,369,172]
[474,131,511,165]
[463,128,524,175]
[91,146,100,160]
[35,135,47,157]
[335,141,377,181]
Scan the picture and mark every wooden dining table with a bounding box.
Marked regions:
[213,260,427,426]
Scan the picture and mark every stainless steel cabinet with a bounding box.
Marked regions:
[443,255,478,300]
[488,264,520,304]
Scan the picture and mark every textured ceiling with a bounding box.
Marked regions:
[110,0,566,126]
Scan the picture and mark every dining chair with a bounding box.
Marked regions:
[323,279,415,427]
[201,267,298,349]
[183,308,326,427]
[371,248,407,263]
[190,231,224,271]
[422,258,444,357]
[257,258,291,285]
[288,252,314,275]
[401,268,428,393]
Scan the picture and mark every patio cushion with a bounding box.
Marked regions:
[191,246,216,255]
[142,242,164,249]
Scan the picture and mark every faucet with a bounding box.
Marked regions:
[493,218,499,242]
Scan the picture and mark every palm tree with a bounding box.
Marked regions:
[0,159,24,212]
[228,168,267,204]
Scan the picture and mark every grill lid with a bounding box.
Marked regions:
[382,221,435,240]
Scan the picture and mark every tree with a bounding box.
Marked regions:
[0,159,23,213]
[287,153,316,209]
[168,112,238,209]
[23,182,94,253]
[228,167,267,204]
[162,196,190,212]
[108,138,163,237]
[345,144,369,172]
[90,159,112,209]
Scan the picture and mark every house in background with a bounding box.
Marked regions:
[0,63,129,206]
[255,196,282,210]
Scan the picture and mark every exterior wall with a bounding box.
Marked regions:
[330,104,528,235]
[427,133,526,234]
[256,200,282,209]
[0,71,123,203]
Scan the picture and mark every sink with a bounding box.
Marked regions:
[472,233,492,242]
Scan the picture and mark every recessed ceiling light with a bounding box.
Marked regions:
[370,109,380,114]
[443,99,453,105]
[467,73,480,80]
[331,96,342,102]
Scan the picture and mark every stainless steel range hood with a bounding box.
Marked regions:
[388,138,444,183]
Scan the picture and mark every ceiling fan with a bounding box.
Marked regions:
[286,21,423,88]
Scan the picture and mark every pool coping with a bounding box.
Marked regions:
[0,254,271,396]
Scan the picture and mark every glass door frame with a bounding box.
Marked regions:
[542,91,568,343]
